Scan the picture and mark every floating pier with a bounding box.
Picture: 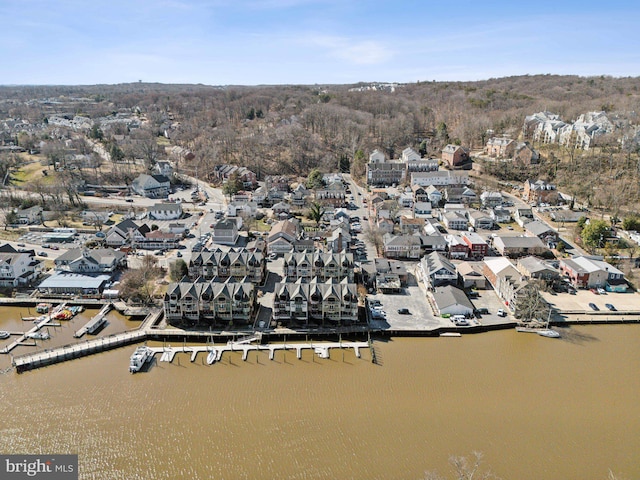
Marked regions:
[74,303,113,338]
[145,340,370,365]
[12,330,147,373]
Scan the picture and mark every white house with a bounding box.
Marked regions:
[54,248,126,274]
[131,174,171,198]
[0,245,41,287]
[431,285,474,317]
[147,202,183,221]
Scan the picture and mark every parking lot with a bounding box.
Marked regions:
[542,288,640,316]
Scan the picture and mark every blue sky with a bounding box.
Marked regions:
[1,0,638,85]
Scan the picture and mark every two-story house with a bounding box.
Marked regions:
[54,248,126,274]
[147,202,183,221]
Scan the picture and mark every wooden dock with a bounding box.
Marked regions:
[13,330,147,373]
[147,340,370,364]
[74,303,113,338]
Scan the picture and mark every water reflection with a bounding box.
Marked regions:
[0,308,638,480]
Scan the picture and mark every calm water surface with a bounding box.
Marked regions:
[0,306,639,480]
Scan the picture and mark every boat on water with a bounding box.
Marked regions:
[0,331,10,339]
[440,332,462,337]
[36,303,51,314]
[206,349,217,365]
[516,309,560,338]
[536,328,561,338]
[26,330,51,340]
[314,346,330,358]
[129,346,154,373]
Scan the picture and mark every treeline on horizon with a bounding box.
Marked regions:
[2,74,640,212]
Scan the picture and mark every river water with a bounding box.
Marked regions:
[0,306,638,480]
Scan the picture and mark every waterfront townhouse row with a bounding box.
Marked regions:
[282,252,354,282]
[273,279,359,326]
[164,279,257,324]
[188,249,266,284]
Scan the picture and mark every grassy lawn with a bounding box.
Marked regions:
[12,156,49,186]
[0,229,25,242]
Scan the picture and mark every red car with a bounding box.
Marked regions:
[590,288,599,295]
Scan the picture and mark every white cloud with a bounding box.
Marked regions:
[309,36,393,65]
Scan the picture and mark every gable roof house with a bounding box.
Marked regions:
[55,248,126,274]
[131,174,171,198]
[413,201,432,217]
[445,234,470,259]
[484,137,515,158]
[431,285,474,317]
[283,251,354,283]
[516,256,560,283]
[189,249,266,284]
[420,252,457,288]
[492,235,547,258]
[383,233,422,259]
[164,279,256,324]
[16,205,43,225]
[443,211,468,231]
[0,246,41,287]
[268,220,300,255]
[147,202,183,221]
[425,185,443,204]
[400,216,425,234]
[480,191,503,208]
[483,257,532,316]
[213,165,257,189]
[523,179,558,205]
[559,255,627,292]
[272,279,359,326]
[457,261,487,289]
[212,219,239,246]
[105,219,149,247]
[366,149,406,186]
[315,181,346,207]
[514,208,535,227]
[462,231,489,259]
[442,145,471,168]
[491,207,512,223]
[524,220,559,245]
[468,210,495,230]
[513,142,540,165]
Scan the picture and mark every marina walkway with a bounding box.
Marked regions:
[149,340,370,364]
[2,304,67,354]
[74,303,113,338]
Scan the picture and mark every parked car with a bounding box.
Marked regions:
[590,288,599,295]
[125,198,134,202]
[17,243,25,247]
[605,303,616,311]
[50,245,59,250]
[397,308,410,315]
[176,251,183,258]
[588,303,599,311]
[597,288,606,295]
[497,308,506,317]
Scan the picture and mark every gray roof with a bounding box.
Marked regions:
[149,202,182,213]
[525,220,556,236]
[422,251,456,276]
[56,248,125,265]
[495,236,546,249]
[38,272,110,289]
[432,285,474,310]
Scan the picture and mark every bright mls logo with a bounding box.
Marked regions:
[1,455,77,479]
